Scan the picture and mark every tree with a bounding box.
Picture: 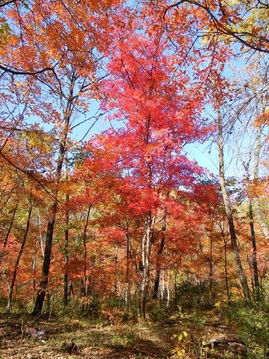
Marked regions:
[164,0,269,53]
[0,0,121,315]
[79,9,219,316]
[217,109,251,300]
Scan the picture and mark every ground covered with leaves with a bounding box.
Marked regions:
[1,304,268,359]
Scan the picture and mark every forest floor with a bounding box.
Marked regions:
[0,308,249,359]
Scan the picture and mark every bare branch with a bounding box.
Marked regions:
[0,0,18,8]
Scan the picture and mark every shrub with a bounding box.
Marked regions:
[224,302,269,358]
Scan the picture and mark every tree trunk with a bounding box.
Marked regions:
[32,201,58,315]
[209,236,213,302]
[165,272,170,307]
[64,193,70,307]
[32,73,76,316]
[125,233,131,310]
[139,215,154,319]
[248,201,260,300]
[6,200,32,311]
[153,213,166,299]
[220,222,231,303]
[32,136,67,315]
[217,111,250,301]
[253,125,269,240]
[114,248,119,296]
[82,205,91,297]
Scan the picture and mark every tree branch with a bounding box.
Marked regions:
[164,0,269,54]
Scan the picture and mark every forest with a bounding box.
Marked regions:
[0,0,268,358]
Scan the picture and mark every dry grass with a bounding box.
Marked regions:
[0,309,248,359]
